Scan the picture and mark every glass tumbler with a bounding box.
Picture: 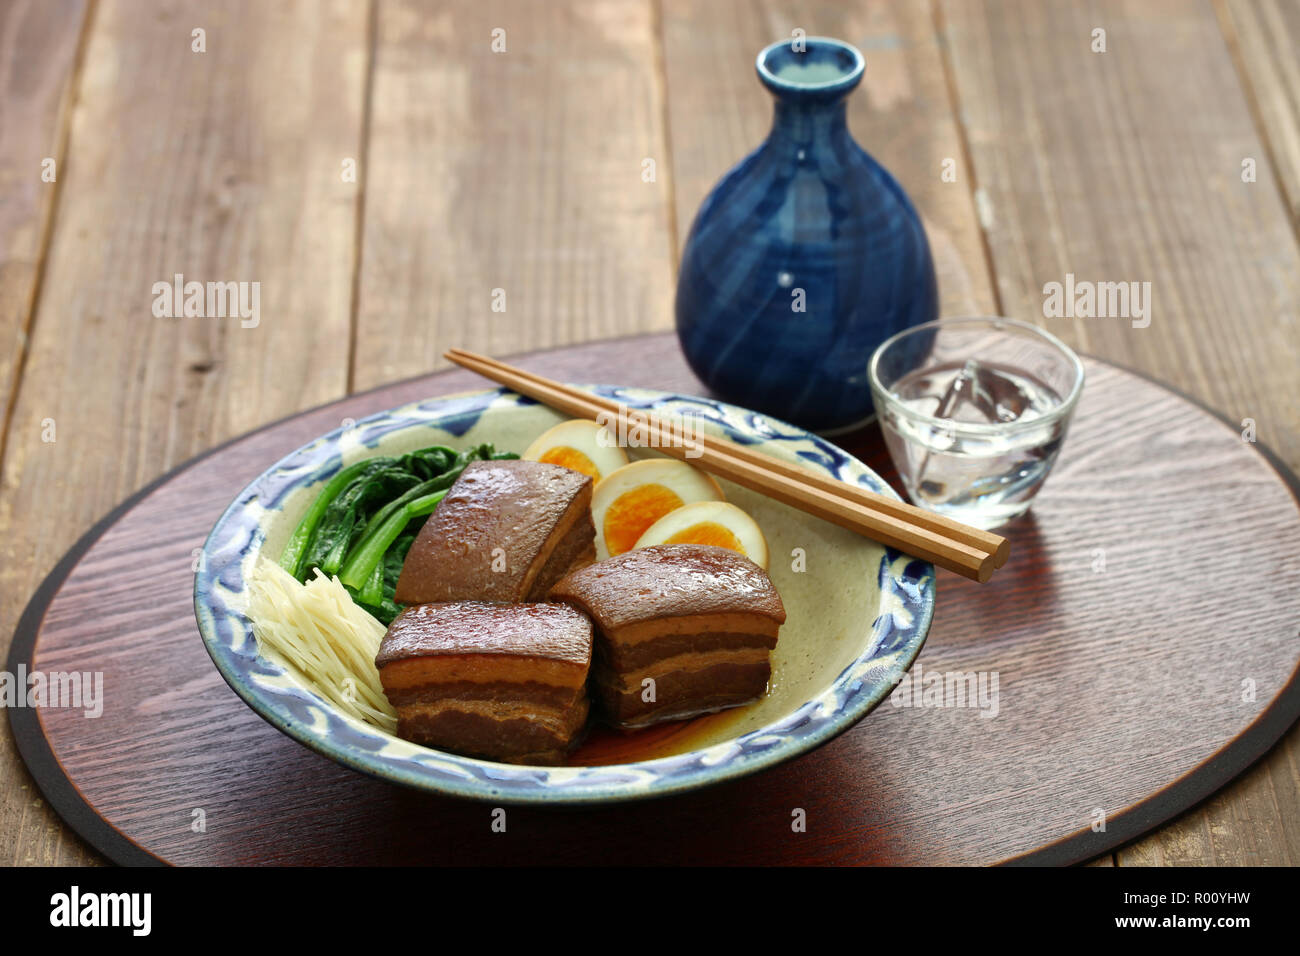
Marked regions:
[868,317,1085,529]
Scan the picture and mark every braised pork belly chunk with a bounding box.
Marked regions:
[549,544,786,729]
[394,459,595,605]
[376,601,593,764]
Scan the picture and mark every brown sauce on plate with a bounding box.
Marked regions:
[565,705,752,765]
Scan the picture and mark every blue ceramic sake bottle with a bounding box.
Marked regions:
[675,37,938,433]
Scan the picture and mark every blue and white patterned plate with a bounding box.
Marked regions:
[194,386,936,804]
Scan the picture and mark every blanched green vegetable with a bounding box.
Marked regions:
[279,442,515,623]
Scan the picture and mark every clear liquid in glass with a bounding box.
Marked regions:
[879,359,1067,529]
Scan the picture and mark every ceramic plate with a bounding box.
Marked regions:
[194,386,935,804]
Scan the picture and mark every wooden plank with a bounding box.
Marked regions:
[939,0,1300,466]
[1112,745,1300,866]
[0,0,92,869]
[1219,0,1300,232]
[0,0,369,866]
[351,0,676,391]
[938,0,1300,866]
[660,0,998,317]
[0,0,88,464]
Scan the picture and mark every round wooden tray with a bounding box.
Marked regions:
[8,333,1300,865]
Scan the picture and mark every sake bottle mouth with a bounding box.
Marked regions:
[756,36,865,101]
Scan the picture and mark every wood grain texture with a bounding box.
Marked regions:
[660,0,997,317]
[19,338,1300,865]
[0,0,88,459]
[0,0,368,865]
[4,0,1299,867]
[0,0,90,866]
[1218,0,1300,233]
[938,0,1300,465]
[350,0,676,390]
[937,0,1300,866]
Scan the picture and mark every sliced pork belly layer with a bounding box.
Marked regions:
[377,601,593,764]
[549,544,786,729]
[394,459,595,606]
[524,514,597,601]
[395,697,591,765]
[593,652,773,728]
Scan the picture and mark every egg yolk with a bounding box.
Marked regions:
[603,484,684,555]
[538,445,600,479]
[664,521,743,554]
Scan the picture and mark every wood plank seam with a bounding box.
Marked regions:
[1212,0,1300,242]
[650,0,682,267]
[346,0,379,397]
[2,0,101,868]
[0,0,97,481]
[929,0,1005,317]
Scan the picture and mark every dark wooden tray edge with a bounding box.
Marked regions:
[7,344,1300,867]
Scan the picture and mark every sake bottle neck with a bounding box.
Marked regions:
[769,98,851,147]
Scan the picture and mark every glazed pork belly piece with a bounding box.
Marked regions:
[376,601,593,764]
[549,544,786,729]
[394,459,595,606]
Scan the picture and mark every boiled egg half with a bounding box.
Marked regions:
[522,419,629,482]
[591,459,724,558]
[633,500,769,569]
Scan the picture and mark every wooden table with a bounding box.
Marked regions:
[2,0,1297,867]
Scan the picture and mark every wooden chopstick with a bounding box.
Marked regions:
[444,348,1008,582]
[447,348,1009,570]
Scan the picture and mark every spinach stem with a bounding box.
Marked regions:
[339,489,448,591]
[279,460,376,578]
[359,557,384,607]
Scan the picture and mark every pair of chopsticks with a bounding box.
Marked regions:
[444,348,1009,582]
